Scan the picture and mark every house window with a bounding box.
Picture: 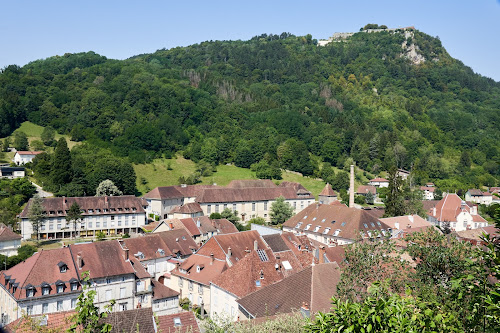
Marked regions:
[173,318,181,327]
[252,203,256,211]
[106,289,112,301]
[233,204,236,211]
[120,303,127,311]
[111,216,115,221]
[71,298,77,309]
[49,224,54,230]
[42,286,50,295]
[103,221,107,228]
[178,278,183,288]
[57,285,64,293]
[57,301,63,311]
[189,281,193,291]
[264,202,267,210]
[207,205,211,214]
[215,205,219,213]
[139,295,147,304]
[96,222,100,228]
[88,222,92,228]
[27,289,34,297]
[57,224,61,230]
[198,284,203,294]
[120,287,126,298]
[224,204,227,210]
[60,265,67,273]
[106,278,111,284]
[42,303,48,314]
[27,305,33,315]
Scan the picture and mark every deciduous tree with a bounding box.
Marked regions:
[270,196,294,225]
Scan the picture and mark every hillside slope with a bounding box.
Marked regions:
[0,28,498,190]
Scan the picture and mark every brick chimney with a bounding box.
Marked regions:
[349,165,355,208]
[123,247,129,261]
[210,253,214,265]
[227,247,232,257]
[169,222,174,229]
[319,246,325,264]
[254,240,258,251]
[432,207,437,217]
[77,253,83,269]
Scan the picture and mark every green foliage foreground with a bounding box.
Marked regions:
[305,284,461,333]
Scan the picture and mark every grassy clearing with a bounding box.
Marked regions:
[134,155,329,198]
[4,121,80,150]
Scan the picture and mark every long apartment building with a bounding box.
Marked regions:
[19,196,148,240]
[144,180,315,223]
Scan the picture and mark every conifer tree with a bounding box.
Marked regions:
[28,194,45,241]
[51,138,72,186]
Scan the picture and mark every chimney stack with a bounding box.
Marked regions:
[254,240,258,251]
[349,165,355,208]
[260,269,264,279]
[228,247,232,257]
[169,222,174,230]
[123,247,129,261]
[319,246,325,264]
[210,253,214,265]
[432,207,436,217]
[77,253,83,269]
[245,247,250,253]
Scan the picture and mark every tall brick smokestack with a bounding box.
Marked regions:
[349,165,355,208]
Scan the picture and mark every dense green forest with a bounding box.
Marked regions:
[1,28,499,192]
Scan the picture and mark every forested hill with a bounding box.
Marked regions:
[1,28,499,189]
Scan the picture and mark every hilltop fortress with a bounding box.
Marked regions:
[317,26,415,46]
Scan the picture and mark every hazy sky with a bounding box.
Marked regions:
[2,0,499,81]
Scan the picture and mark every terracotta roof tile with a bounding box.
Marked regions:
[142,186,184,200]
[5,310,76,333]
[20,196,146,219]
[196,187,313,203]
[211,219,238,234]
[155,229,199,257]
[157,311,200,333]
[356,185,376,195]
[262,234,290,253]
[237,262,340,318]
[283,204,388,240]
[103,308,155,333]
[70,241,135,279]
[0,223,21,241]
[151,279,179,300]
[319,184,336,197]
[468,189,484,196]
[169,202,203,214]
[378,215,432,230]
[227,179,277,188]
[171,254,227,286]
[15,151,43,155]
[369,178,388,182]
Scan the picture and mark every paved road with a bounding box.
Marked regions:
[31,181,53,197]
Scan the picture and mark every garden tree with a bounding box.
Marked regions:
[383,167,405,217]
[337,236,409,301]
[319,163,335,184]
[87,156,137,195]
[13,131,29,151]
[306,284,462,333]
[0,244,37,270]
[69,271,114,333]
[209,212,222,219]
[40,126,56,146]
[248,216,266,225]
[2,137,10,152]
[405,228,484,329]
[195,159,216,177]
[269,196,294,225]
[332,170,349,191]
[434,188,443,200]
[66,202,82,239]
[220,208,240,223]
[28,194,45,241]
[365,191,375,204]
[354,195,366,205]
[51,138,72,186]
[95,179,123,196]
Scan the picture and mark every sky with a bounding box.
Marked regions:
[2,0,500,81]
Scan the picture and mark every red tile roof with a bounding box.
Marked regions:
[151,279,179,300]
[420,186,435,192]
[211,219,239,234]
[0,248,81,301]
[227,179,277,188]
[467,189,484,196]
[378,215,432,230]
[237,262,341,318]
[142,186,184,200]
[122,233,174,262]
[283,204,388,240]
[5,310,76,333]
[70,241,135,279]
[171,254,227,286]
[0,223,21,241]
[356,185,376,195]
[369,178,388,182]
[157,311,200,333]
[103,307,155,333]
[15,151,43,155]
[431,194,485,223]
[169,202,203,214]
[196,230,269,264]
[20,196,146,218]
[319,184,336,197]
[155,229,199,257]
[196,187,313,203]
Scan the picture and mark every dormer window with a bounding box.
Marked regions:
[56,281,65,293]
[312,217,317,221]
[57,262,68,273]
[158,249,165,256]
[173,317,181,327]
[305,224,312,230]
[313,226,320,232]
[363,223,368,228]
[26,287,34,297]
[370,222,375,227]
[323,227,331,235]
[42,285,50,295]
[71,282,78,291]
[321,219,326,223]
[295,222,303,229]
[341,222,346,226]
[96,209,100,213]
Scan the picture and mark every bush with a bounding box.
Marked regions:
[96,231,106,241]
[355,195,366,204]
